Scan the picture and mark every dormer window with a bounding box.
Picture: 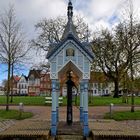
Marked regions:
[66,48,75,56]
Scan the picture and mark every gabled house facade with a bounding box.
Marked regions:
[28,69,41,96]
[40,73,51,96]
[10,75,20,95]
[0,86,4,95]
[28,69,51,96]
[17,74,28,95]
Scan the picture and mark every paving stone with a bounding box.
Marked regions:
[0,106,140,139]
[0,120,15,132]
[0,120,50,140]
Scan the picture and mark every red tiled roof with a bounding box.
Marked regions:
[13,76,20,82]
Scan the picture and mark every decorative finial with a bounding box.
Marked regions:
[69,0,72,4]
[67,0,73,20]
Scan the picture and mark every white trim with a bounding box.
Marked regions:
[57,60,83,74]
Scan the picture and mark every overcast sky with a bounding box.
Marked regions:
[0,0,140,84]
[0,0,140,38]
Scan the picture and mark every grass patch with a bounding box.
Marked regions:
[0,96,140,106]
[0,109,33,120]
[88,96,123,106]
[0,96,45,105]
[104,110,140,121]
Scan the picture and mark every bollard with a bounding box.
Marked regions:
[110,103,114,118]
[19,102,24,119]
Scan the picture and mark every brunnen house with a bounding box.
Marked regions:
[46,0,94,137]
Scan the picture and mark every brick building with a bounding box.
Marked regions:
[28,69,51,96]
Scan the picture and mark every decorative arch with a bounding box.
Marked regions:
[58,61,83,79]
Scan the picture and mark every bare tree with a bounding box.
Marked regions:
[31,16,91,51]
[122,0,140,112]
[92,29,128,98]
[0,6,29,110]
[31,61,50,74]
[92,0,140,100]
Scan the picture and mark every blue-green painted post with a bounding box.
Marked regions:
[83,79,89,137]
[56,81,59,122]
[51,79,57,136]
[80,81,84,122]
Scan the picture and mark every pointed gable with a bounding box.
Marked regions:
[47,34,94,61]
[47,1,94,80]
[18,74,28,83]
[28,69,41,79]
[13,76,20,82]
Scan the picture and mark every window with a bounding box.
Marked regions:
[106,90,108,94]
[30,75,35,85]
[66,48,75,56]
[94,83,98,88]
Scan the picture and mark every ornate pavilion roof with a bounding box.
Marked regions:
[46,0,94,60]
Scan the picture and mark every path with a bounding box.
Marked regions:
[1,105,140,120]
[0,105,140,139]
[0,106,140,120]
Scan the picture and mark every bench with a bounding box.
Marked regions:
[45,96,63,105]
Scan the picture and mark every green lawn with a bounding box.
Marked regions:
[0,96,45,105]
[104,110,140,121]
[88,96,123,106]
[72,96,140,106]
[0,96,140,106]
[64,96,120,106]
[0,109,33,120]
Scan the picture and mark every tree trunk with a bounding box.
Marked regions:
[6,61,10,111]
[10,63,13,103]
[130,58,134,112]
[131,92,134,112]
[113,80,119,98]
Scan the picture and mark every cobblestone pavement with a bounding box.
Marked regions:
[0,120,50,139]
[89,119,140,137]
[0,120,15,132]
[0,105,140,137]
